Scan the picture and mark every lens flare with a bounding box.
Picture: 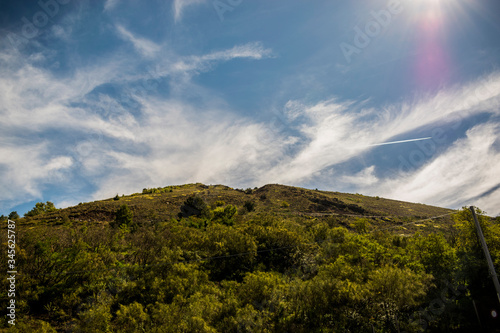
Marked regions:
[408,0,454,90]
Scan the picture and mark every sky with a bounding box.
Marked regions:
[1,0,500,217]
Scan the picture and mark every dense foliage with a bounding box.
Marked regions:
[24,202,57,217]
[1,192,499,332]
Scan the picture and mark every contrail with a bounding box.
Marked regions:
[369,137,432,147]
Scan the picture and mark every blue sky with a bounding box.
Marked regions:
[1,0,500,216]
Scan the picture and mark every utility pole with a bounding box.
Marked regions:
[469,206,500,305]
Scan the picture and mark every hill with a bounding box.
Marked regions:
[22,183,455,236]
[1,184,499,332]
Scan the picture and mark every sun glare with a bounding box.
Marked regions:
[401,0,461,89]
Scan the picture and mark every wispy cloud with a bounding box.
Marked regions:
[259,72,500,186]
[0,35,276,211]
[167,42,274,77]
[2,8,500,216]
[173,0,205,22]
[374,123,500,214]
[115,24,161,59]
[104,0,120,12]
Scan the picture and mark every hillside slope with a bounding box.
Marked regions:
[22,183,455,235]
[3,184,499,332]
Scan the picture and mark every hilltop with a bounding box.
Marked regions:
[21,183,455,235]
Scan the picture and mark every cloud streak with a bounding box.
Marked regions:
[115,25,161,59]
[173,0,205,22]
[1,7,500,216]
[0,32,277,212]
[375,123,500,215]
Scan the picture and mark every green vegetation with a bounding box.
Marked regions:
[1,184,499,332]
[112,204,135,231]
[24,201,57,217]
[8,211,19,220]
[243,200,255,212]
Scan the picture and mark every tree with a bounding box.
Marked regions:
[179,195,211,219]
[350,218,370,234]
[113,204,135,230]
[368,266,433,331]
[25,202,57,217]
[407,233,457,280]
[453,207,500,317]
[212,205,237,226]
[8,211,19,220]
[115,302,149,333]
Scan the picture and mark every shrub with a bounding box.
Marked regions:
[113,204,135,230]
[350,218,370,233]
[115,302,149,333]
[213,200,225,208]
[114,194,120,201]
[244,201,255,212]
[212,205,237,226]
[281,201,290,208]
[179,195,211,219]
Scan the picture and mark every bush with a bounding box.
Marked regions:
[180,195,211,219]
[212,205,237,226]
[113,204,135,230]
[350,218,370,233]
[212,200,225,208]
[281,201,290,208]
[244,201,256,212]
[115,302,149,333]
[114,194,120,201]
[8,318,57,332]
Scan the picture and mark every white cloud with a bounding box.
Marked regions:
[167,42,274,77]
[51,25,71,42]
[2,14,500,217]
[0,38,277,212]
[173,0,205,22]
[373,123,500,215]
[45,156,73,171]
[115,25,161,59]
[258,73,500,186]
[340,166,378,187]
[104,0,120,11]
